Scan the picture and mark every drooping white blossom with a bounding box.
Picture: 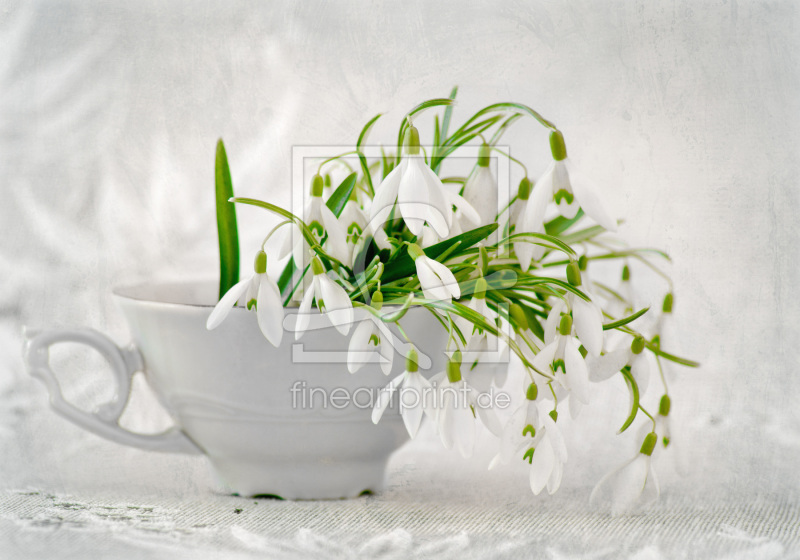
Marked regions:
[295,257,354,339]
[407,243,460,302]
[372,347,433,439]
[590,431,660,514]
[347,294,395,376]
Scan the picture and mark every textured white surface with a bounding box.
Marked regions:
[1,0,799,557]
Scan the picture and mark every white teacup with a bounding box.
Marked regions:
[23,281,448,499]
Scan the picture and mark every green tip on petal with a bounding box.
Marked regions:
[622,265,631,282]
[406,242,424,261]
[254,250,267,274]
[510,303,528,331]
[311,257,325,276]
[549,130,568,161]
[578,345,588,358]
[246,298,257,311]
[663,437,671,447]
[405,125,421,155]
[406,347,419,373]
[522,424,536,438]
[566,261,582,286]
[446,358,462,383]
[578,255,588,271]
[371,290,383,310]
[651,334,661,348]
[663,293,674,313]
[518,177,532,200]
[631,335,645,355]
[311,174,324,197]
[640,432,658,456]
[477,143,491,167]
[549,410,558,422]
[558,314,573,336]
[526,382,538,401]
[659,394,671,417]
[522,448,535,464]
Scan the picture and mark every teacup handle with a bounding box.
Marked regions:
[23,327,202,455]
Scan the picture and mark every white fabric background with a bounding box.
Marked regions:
[1,0,799,558]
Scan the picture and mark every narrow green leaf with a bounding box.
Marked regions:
[544,209,584,236]
[381,224,498,283]
[215,139,239,300]
[326,172,357,217]
[441,86,458,141]
[357,113,382,151]
[603,307,650,330]
[499,231,576,256]
[618,367,640,434]
[277,256,296,295]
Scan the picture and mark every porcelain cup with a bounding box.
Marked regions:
[23,281,448,499]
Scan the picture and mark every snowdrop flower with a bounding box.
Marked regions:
[337,196,369,266]
[369,124,452,237]
[556,262,605,357]
[489,383,567,495]
[295,257,354,340]
[280,174,350,266]
[454,276,494,345]
[590,431,660,514]
[515,131,617,269]
[347,291,395,375]
[534,302,591,406]
[407,243,460,302]
[462,144,498,227]
[587,335,650,393]
[372,347,433,438]
[206,250,283,347]
[415,189,481,248]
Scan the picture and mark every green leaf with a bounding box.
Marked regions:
[326,172,357,217]
[644,342,700,368]
[357,113,381,151]
[544,209,584,236]
[215,139,239,301]
[499,231,576,256]
[381,224,498,284]
[277,256,296,295]
[603,307,650,330]
[618,367,640,434]
[441,86,458,141]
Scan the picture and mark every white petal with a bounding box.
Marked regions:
[524,162,554,240]
[445,188,482,228]
[416,259,450,301]
[369,162,403,228]
[294,277,317,340]
[631,353,650,394]
[206,277,251,330]
[370,223,392,250]
[424,257,461,299]
[587,347,630,383]
[529,434,555,495]
[564,338,591,405]
[547,454,564,495]
[400,372,431,439]
[565,160,617,232]
[256,275,284,347]
[397,158,429,236]
[318,275,353,335]
[462,167,498,226]
[475,400,503,438]
[514,238,535,273]
[572,296,604,357]
[371,373,405,424]
[320,203,350,263]
[418,159,452,230]
[544,299,567,345]
[543,414,568,463]
[347,319,375,373]
[532,340,559,375]
[375,320,396,375]
[552,161,580,219]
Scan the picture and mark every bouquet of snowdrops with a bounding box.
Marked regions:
[205,89,698,512]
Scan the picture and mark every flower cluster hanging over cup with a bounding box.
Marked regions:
[206,91,698,512]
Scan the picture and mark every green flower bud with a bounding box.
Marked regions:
[663,293,673,313]
[406,242,424,261]
[451,349,462,364]
[659,394,671,417]
[526,382,538,401]
[566,261,582,286]
[478,244,489,276]
[405,347,419,373]
[311,257,325,276]
[640,432,658,456]
[371,290,384,310]
[558,314,573,336]
[549,410,558,422]
[518,177,532,200]
[631,335,645,355]
[578,255,588,271]
[311,174,324,197]
[446,358,462,383]
[405,125,421,155]
[549,130,568,161]
[477,143,491,167]
[474,277,488,299]
[622,265,630,282]
[523,448,535,464]
[324,173,331,187]
[510,303,528,331]
[254,250,267,274]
